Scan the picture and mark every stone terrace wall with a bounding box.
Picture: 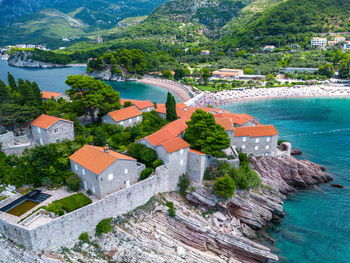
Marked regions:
[0,165,180,251]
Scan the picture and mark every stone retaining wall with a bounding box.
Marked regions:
[0,164,180,251]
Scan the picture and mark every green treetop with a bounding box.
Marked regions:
[0,80,10,104]
[317,64,335,78]
[184,109,230,157]
[65,75,121,122]
[165,92,177,121]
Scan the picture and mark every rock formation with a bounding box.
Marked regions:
[8,52,65,68]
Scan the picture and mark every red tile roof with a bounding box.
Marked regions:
[107,106,142,123]
[214,113,254,126]
[120,99,154,110]
[30,114,72,129]
[69,145,135,175]
[41,91,62,99]
[176,103,187,109]
[215,118,234,131]
[234,125,278,138]
[161,137,190,153]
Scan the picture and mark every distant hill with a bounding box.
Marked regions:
[0,0,167,48]
[235,0,350,47]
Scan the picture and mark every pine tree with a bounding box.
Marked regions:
[31,82,42,106]
[0,80,10,104]
[7,72,17,91]
[165,92,177,121]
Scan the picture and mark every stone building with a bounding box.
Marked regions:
[102,106,142,128]
[30,114,75,145]
[41,91,69,101]
[231,125,279,156]
[69,145,143,199]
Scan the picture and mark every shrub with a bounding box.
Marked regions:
[79,232,89,243]
[46,193,92,215]
[166,202,176,218]
[238,153,249,164]
[213,174,236,200]
[140,168,153,180]
[66,173,80,191]
[127,143,157,167]
[178,174,190,197]
[152,159,163,169]
[96,218,113,237]
[123,101,132,108]
[278,139,287,145]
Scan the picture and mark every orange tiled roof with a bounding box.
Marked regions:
[41,91,62,99]
[120,99,154,110]
[234,125,278,138]
[189,148,205,155]
[214,113,253,126]
[161,137,190,153]
[176,103,187,109]
[30,114,72,129]
[144,116,190,146]
[107,106,142,123]
[69,145,135,175]
[215,118,234,131]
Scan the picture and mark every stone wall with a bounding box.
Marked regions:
[0,132,14,147]
[231,134,279,156]
[47,121,75,144]
[186,151,207,183]
[0,164,181,251]
[102,114,142,128]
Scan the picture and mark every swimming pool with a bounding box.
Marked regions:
[0,190,51,217]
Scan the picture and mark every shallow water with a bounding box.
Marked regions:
[222,98,350,263]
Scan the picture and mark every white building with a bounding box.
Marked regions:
[311,37,327,48]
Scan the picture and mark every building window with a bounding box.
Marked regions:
[124,169,128,174]
[255,146,259,151]
[92,187,96,194]
[108,173,113,181]
[82,168,85,175]
[120,121,124,125]
[75,164,78,171]
[129,119,132,123]
[147,108,150,112]
[242,137,246,142]
[37,127,41,134]
[137,116,140,121]
[180,160,184,165]
[104,119,107,123]
[267,137,271,142]
[56,139,60,143]
[266,145,270,150]
[242,145,246,149]
[83,181,87,190]
[54,128,59,134]
[40,138,43,145]
[255,138,260,143]
[180,149,184,154]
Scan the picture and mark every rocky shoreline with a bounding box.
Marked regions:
[7,52,66,68]
[0,155,332,263]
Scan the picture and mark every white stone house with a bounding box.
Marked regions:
[231,125,279,156]
[121,99,155,113]
[311,37,327,48]
[69,145,142,199]
[102,106,143,128]
[30,114,75,145]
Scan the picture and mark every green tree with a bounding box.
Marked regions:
[339,57,350,79]
[184,110,230,156]
[244,68,255,75]
[162,70,172,79]
[127,143,157,167]
[174,68,185,80]
[0,104,41,131]
[0,80,10,104]
[201,67,212,81]
[65,75,121,122]
[213,174,236,199]
[165,92,177,121]
[8,72,17,91]
[318,64,335,78]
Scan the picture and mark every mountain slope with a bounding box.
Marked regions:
[237,0,350,47]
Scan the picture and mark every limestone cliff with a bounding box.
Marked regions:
[8,52,65,68]
[87,67,126,81]
[0,156,332,262]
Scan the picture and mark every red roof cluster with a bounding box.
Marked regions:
[120,99,154,110]
[31,114,73,129]
[41,91,62,100]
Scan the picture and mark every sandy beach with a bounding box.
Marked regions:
[187,84,350,107]
[137,77,193,101]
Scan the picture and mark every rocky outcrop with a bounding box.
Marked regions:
[87,67,126,81]
[8,52,65,68]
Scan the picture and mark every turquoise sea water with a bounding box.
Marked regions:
[222,98,350,263]
[1,61,350,262]
[0,60,180,102]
